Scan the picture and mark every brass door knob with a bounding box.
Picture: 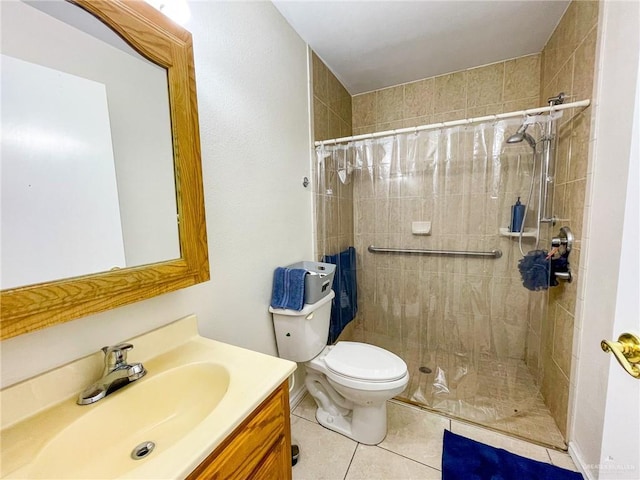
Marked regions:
[601,333,640,379]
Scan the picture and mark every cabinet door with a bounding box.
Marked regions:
[187,381,292,480]
[249,435,291,479]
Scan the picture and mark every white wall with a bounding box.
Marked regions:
[569,1,640,477]
[0,1,314,391]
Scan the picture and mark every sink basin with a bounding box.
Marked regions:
[1,315,296,480]
[26,363,229,479]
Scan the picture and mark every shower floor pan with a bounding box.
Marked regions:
[398,353,566,450]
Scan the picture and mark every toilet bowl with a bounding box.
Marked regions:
[304,341,408,444]
[270,291,409,445]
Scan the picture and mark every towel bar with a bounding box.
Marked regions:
[367,245,502,259]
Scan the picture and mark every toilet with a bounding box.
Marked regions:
[270,290,409,445]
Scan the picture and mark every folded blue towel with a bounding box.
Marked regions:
[270,267,307,311]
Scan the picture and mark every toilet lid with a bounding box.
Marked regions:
[324,342,407,382]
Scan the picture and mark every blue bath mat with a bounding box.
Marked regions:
[442,430,583,480]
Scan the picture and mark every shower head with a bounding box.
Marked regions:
[507,123,536,149]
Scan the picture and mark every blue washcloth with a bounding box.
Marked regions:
[270,267,307,310]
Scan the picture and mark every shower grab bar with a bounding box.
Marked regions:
[368,245,502,259]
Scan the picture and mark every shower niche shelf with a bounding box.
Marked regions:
[499,227,537,238]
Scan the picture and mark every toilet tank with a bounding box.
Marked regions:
[269,290,334,362]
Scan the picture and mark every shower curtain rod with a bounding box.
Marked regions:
[315,98,590,147]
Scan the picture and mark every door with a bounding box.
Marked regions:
[571,2,640,478]
[599,52,640,479]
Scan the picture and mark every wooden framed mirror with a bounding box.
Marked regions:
[0,0,209,340]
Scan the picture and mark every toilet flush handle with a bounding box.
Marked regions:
[305,313,314,320]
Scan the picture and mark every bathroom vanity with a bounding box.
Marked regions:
[186,382,291,479]
[0,316,296,479]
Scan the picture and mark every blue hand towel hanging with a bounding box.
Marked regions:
[323,246,358,344]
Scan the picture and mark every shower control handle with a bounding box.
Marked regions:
[554,271,572,282]
[551,226,573,254]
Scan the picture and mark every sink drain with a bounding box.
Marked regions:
[131,441,155,460]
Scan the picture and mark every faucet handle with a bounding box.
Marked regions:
[102,343,134,370]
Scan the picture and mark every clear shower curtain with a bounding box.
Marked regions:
[315,117,551,424]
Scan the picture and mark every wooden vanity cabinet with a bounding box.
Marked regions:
[186,381,292,480]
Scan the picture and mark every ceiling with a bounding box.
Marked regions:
[272,1,569,95]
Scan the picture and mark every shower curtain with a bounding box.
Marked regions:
[315,117,551,423]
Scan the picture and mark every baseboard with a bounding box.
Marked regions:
[289,383,307,411]
[568,441,594,480]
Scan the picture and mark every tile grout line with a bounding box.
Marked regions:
[293,414,322,426]
[342,442,360,480]
[545,447,554,465]
[376,444,443,472]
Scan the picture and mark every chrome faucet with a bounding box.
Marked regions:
[77,343,146,405]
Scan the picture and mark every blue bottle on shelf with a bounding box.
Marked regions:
[510,197,525,232]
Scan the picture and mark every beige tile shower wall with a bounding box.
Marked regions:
[533,0,598,439]
[349,56,543,361]
[352,54,540,133]
[311,52,354,258]
[350,142,541,366]
[312,52,352,141]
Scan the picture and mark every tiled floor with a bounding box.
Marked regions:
[291,394,580,480]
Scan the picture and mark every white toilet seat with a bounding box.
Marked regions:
[325,341,407,381]
[325,367,409,391]
[307,342,409,392]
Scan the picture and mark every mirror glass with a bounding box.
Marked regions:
[0,0,180,289]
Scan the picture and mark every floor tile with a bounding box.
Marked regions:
[293,392,318,422]
[290,415,357,480]
[450,420,550,462]
[345,444,442,480]
[379,401,450,470]
[547,449,580,472]
[291,390,574,479]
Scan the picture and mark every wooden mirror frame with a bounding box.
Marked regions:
[0,0,209,340]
